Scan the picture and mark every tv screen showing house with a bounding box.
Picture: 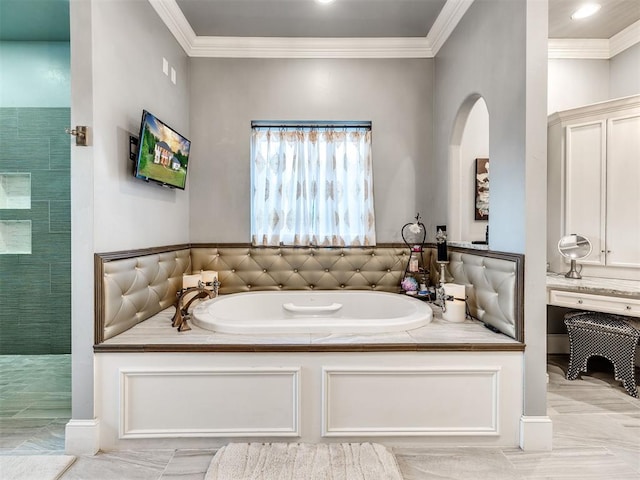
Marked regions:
[134,110,191,190]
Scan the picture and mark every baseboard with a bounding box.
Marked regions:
[65,419,100,455]
[519,415,552,451]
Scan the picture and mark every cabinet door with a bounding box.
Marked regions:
[606,114,640,268]
[565,121,606,265]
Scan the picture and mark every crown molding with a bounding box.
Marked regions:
[189,36,433,59]
[148,0,196,54]
[548,39,610,59]
[609,19,640,58]
[426,0,474,56]
[549,19,640,59]
[149,0,469,58]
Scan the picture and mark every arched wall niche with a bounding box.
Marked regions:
[448,94,490,244]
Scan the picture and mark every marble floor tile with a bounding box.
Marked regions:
[62,450,176,480]
[394,447,525,480]
[160,449,217,480]
[503,445,640,479]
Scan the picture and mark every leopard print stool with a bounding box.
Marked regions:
[565,311,640,398]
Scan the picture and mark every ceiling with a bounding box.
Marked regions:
[1,0,638,58]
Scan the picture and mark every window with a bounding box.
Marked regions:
[251,122,376,247]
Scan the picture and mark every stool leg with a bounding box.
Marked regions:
[566,331,587,381]
[610,337,638,398]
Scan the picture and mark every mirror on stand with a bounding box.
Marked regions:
[558,234,592,279]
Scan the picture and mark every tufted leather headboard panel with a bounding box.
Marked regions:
[95,244,523,344]
[446,251,523,340]
[190,245,424,294]
[95,247,191,342]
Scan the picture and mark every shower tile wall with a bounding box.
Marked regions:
[0,108,71,354]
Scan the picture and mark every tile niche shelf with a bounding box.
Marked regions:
[0,173,31,209]
[0,173,32,254]
[0,220,32,254]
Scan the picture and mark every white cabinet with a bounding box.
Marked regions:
[548,95,640,275]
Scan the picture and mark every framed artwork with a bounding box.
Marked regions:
[475,158,489,220]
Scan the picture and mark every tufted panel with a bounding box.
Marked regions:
[98,249,191,341]
[189,246,422,294]
[95,244,523,344]
[446,252,522,340]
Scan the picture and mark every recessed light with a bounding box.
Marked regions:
[571,3,601,20]
[316,0,335,4]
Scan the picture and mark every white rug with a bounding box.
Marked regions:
[205,442,403,480]
[0,455,75,480]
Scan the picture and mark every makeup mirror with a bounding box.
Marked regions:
[558,234,592,279]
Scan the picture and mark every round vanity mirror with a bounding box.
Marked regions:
[558,234,592,279]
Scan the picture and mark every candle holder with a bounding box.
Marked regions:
[435,260,451,312]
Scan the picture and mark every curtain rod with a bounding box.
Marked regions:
[251,120,372,129]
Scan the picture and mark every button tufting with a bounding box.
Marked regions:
[263,269,267,273]
[371,253,375,256]
[309,253,314,256]
[294,269,298,273]
[340,284,345,288]
[340,253,344,257]
[279,284,283,288]
[371,284,376,288]
[387,268,391,272]
[247,253,251,256]
[231,269,236,273]
[247,284,251,288]
[325,268,329,272]
[309,284,315,289]
[356,268,360,272]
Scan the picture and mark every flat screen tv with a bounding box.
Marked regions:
[133,110,191,190]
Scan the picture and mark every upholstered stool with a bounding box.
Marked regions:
[564,311,640,398]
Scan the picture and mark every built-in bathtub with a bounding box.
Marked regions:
[192,291,432,334]
[91,244,526,452]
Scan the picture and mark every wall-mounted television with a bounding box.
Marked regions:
[133,110,191,190]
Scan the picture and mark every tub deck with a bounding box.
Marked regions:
[96,305,523,352]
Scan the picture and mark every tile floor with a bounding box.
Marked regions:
[0,354,638,479]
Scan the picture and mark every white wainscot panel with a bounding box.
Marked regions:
[120,367,300,438]
[323,367,499,436]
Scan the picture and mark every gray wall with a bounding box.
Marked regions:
[432,0,549,419]
[70,0,190,420]
[188,58,433,243]
[548,59,610,113]
[610,43,640,99]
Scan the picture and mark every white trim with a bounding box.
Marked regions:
[519,416,553,451]
[119,367,300,438]
[322,366,500,437]
[190,36,433,59]
[426,0,474,56]
[148,0,196,55]
[149,0,471,58]
[65,419,100,456]
[610,19,640,58]
[548,39,610,59]
[549,20,640,59]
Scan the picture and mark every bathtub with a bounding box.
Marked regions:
[191,290,433,334]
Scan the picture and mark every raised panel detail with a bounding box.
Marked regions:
[322,367,499,436]
[120,367,300,438]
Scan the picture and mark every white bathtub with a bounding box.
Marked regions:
[191,290,433,334]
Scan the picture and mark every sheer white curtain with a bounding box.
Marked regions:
[251,125,376,246]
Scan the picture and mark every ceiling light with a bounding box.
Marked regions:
[316,0,335,4]
[570,3,601,20]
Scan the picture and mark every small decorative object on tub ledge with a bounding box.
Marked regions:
[172,271,220,332]
[400,213,428,294]
[401,276,419,295]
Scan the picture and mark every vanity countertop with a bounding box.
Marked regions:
[546,273,640,299]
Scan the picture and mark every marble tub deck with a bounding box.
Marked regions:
[99,306,521,350]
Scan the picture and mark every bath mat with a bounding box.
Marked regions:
[204,442,403,480]
[0,455,75,480]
